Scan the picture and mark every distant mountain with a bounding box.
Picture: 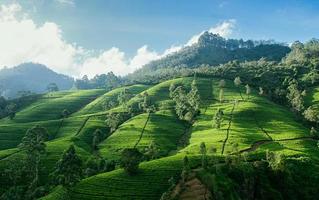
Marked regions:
[132,32,291,74]
[0,63,74,98]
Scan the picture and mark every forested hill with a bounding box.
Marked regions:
[0,63,74,98]
[132,32,290,74]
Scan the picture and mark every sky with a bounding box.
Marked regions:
[0,0,319,78]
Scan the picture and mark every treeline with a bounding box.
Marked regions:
[0,94,41,119]
[129,32,290,75]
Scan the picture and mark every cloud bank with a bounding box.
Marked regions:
[0,3,237,78]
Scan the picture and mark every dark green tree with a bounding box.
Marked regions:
[51,145,83,187]
[105,112,122,133]
[117,88,131,109]
[46,83,59,92]
[18,125,48,198]
[92,129,103,151]
[200,142,207,169]
[213,108,224,129]
[121,148,143,175]
[144,141,160,160]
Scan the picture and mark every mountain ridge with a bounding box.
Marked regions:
[0,63,74,98]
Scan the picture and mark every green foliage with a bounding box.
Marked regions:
[200,142,207,169]
[51,145,83,187]
[121,148,143,175]
[303,106,319,123]
[47,83,59,92]
[170,79,201,123]
[286,80,305,113]
[117,88,132,109]
[92,129,103,151]
[144,141,160,160]
[213,108,223,129]
[105,112,125,133]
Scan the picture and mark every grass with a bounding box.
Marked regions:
[4,89,105,123]
[0,76,318,200]
[75,85,150,116]
[99,110,186,160]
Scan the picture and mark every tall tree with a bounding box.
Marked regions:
[286,80,304,113]
[213,108,224,129]
[105,112,122,133]
[245,84,251,100]
[200,142,207,169]
[219,79,226,103]
[118,88,131,109]
[18,125,48,195]
[51,145,83,187]
[92,129,103,151]
[188,79,201,112]
[46,83,59,92]
[234,77,243,100]
[121,148,143,175]
[144,141,160,160]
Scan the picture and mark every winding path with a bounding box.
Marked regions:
[221,102,236,155]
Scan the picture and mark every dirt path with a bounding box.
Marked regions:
[251,111,273,140]
[171,172,212,200]
[221,102,236,155]
[238,136,316,153]
[75,116,91,136]
[134,112,151,148]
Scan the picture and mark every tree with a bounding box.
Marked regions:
[139,92,152,113]
[266,151,285,171]
[170,82,200,123]
[118,88,131,109]
[61,109,70,118]
[121,148,143,175]
[105,72,120,90]
[92,129,103,151]
[47,83,59,92]
[219,88,224,103]
[259,87,264,95]
[18,125,48,193]
[245,84,251,99]
[169,83,176,98]
[234,76,242,87]
[188,79,201,112]
[6,103,16,120]
[200,142,207,169]
[213,108,223,129]
[181,156,190,184]
[218,79,226,103]
[287,81,304,113]
[303,106,319,125]
[51,145,83,187]
[219,79,226,88]
[1,159,26,200]
[144,141,160,160]
[84,157,99,177]
[106,112,122,133]
[234,77,243,99]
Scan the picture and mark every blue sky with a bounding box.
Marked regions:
[0,0,319,77]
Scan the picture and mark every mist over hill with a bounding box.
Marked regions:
[0,63,74,98]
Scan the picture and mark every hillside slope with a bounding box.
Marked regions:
[33,77,319,200]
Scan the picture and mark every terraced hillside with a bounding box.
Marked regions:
[0,77,318,200]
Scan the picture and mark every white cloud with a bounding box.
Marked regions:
[208,19,236,38]
[80,45,160,78]
[0,3,238,78]
[0,3,83,75]
[186,19,236,46]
